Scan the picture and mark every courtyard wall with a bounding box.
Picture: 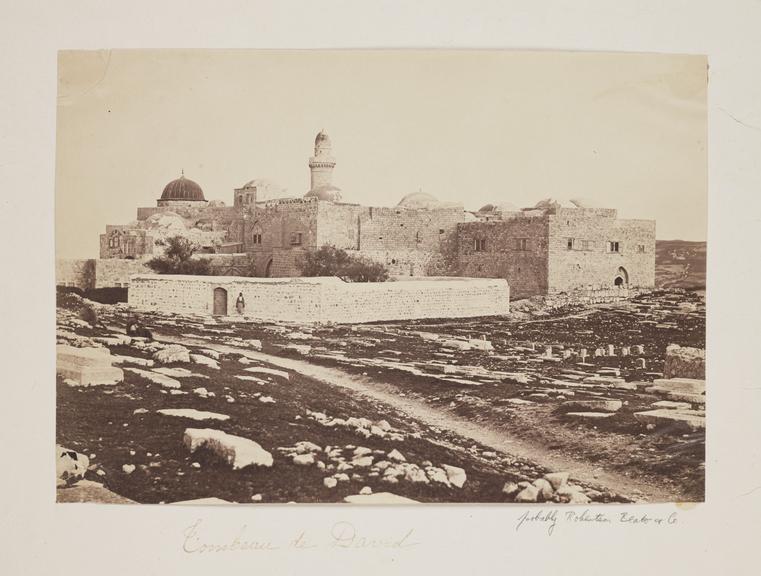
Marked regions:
[128,275,510,324]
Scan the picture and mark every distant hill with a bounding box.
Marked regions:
[655,240,706,289]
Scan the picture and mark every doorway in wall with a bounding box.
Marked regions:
[213,287,228,315]
[614,266,629,287]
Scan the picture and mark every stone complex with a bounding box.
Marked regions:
[59,131,655,298]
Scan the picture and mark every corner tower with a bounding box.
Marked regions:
[308,130,336,194]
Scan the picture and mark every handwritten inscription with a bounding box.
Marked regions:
[182,519,419,554]
[516,509,678,536]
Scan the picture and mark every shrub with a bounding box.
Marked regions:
[299,245,389,282]
[146,236,213,276]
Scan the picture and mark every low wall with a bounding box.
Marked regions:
[128,275,510,324]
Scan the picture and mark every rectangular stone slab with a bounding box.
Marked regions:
[633,409,705,431]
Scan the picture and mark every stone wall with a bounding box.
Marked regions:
[56,259,96,289]
[455,217,550,299]
[547,208,656,292]
[357,205,465,253]
[92,259,152,288]
[128,275,510,324]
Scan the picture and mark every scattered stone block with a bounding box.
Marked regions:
[244,366,290,380]
[543,472,570,490]
[57,345,124,387]
[56,445,89,487]
[664,344,705,379]
[157,408,230,421]
[652,400,692,410]
[564,412,616,421]
[560,399,622,413]
[633,409,705,431]
[153,344,191,364]
[57,480,135,504]
[343,492,418,504]
[125,368,181,389]
[183,428,273,469]
[442,464,467,488]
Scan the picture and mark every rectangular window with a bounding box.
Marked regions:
[252,234,262,245]
[515,238,528,251]
[637,244,645,253]
[608,241,620,253]
[474,238,487,252]
[290,232,303,246]
[567,238,574,250]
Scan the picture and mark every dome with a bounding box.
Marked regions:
[304,185,342,202]
[160,175,205,202]
[241,178,286,201]
[396,192,442,210]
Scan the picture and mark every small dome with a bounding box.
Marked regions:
[241,178,286,201]
[479,203,496,213]
[160,175,205,202]
[479,201,518,214]
[304,185,342,202]
[397,192,441,210]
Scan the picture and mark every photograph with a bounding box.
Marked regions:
[54,49,707,505]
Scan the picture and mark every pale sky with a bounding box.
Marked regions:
[56,50,707,258]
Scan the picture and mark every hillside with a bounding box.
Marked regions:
[655,240,706,289]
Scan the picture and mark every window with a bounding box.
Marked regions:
[515,238,529,251]
[474,238,487,252]
[252,234,262,244]
[290,232,303,246]
[567,238,575,250]
[608,241,620,253]
[637,244,646,253]
[439,228,445,234]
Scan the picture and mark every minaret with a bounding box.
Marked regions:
[308,130,336,192]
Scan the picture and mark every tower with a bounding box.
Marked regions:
[308,130,336,193]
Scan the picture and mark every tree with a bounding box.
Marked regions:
[299,245,389,282]
[146,236,213,275]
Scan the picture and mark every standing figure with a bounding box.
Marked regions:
[236,292,245,315]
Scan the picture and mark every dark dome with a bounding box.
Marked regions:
[160,175,205,202]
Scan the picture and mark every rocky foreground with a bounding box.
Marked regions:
[55,288,705,504]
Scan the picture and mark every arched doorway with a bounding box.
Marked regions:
[213,287,228,315]
[614,266,629,287]
[264,258,273,278]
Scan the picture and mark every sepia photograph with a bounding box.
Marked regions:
[55,49,707,505]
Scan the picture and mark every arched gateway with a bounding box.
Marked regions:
[614,266,629,287]
[213,287,228,315]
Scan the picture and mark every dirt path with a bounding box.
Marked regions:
[158,333,677,502]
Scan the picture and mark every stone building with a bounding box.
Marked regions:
[78,131,656,298]
[456,200,655,298]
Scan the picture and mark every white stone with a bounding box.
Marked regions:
[324,477,338,488]
[442,464,467,488]
[387,449,406,462]
[153,344,191,364]
[56,445,89,487]
[344,492,418,504]
[259,396,276,404]
[57,345,123,387]
[244,366,290,380]
[157,408,230,421]
[183,428,273,469]
[125,368,181,389]
[293,453,315,466]
[122,464,136,474]
[190,354,220,369]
